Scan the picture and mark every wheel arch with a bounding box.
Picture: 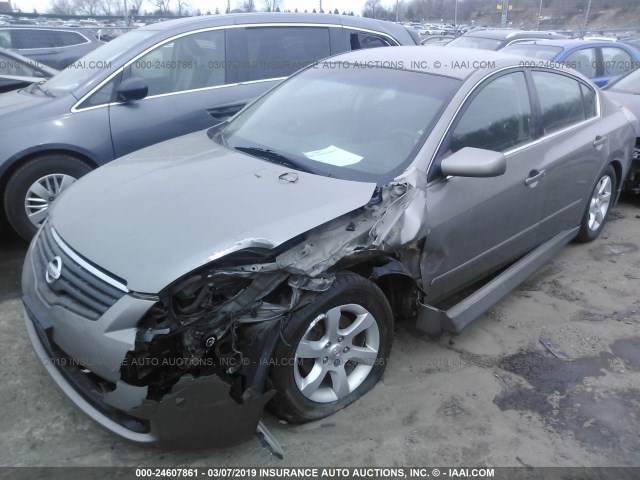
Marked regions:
[1,147,98,194]
[0,148,98,222]
[607,157,624,203]
[349,256,420,322]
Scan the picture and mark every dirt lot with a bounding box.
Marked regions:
[1,195,639,469]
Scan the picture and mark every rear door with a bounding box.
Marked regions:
[423,70,545,301]
[529,70,605,241]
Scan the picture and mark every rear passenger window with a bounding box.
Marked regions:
[244,27,330,81]
[11,29,60,49]
[57,31,87,47]
[532,71,589,133]
[449,72,532,153]
[129,29,226,97]
[347,31,392,50]
[565,47,596,78]
[601,47,633,76]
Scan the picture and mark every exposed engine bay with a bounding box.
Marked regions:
[118,171,428,453]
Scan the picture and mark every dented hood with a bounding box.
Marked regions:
[50,130,376,293]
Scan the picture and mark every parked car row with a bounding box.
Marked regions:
[445,29,568,51]
[502,39,640,87]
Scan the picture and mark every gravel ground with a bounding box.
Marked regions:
[1,195,639,468]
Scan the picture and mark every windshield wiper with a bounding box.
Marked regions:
[235,146,311,173]
[29,81,53,97]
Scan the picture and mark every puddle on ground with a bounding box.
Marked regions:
[498,350,605,394]
[611,338,640,371]
[575,304,639,323]
[589,243,638,260]
[493,346,640,454]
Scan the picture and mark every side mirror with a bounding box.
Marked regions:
[116,77,148,102]
[440,147,506,178]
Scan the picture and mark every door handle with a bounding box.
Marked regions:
[524,169,546,186]
[206,104,245,121]
[593,135,607,147]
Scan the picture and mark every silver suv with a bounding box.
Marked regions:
[0,14,417,241]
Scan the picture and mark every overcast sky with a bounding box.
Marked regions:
[12,0,390,16]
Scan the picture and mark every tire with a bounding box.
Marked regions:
[576,164,617,243]
[269,272,393,424]
[4,155,92,241]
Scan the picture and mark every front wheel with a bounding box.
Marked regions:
[577,164,616,242]
[269,273,393,423]
[4,155,92,241]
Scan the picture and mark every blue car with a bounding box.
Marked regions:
[502,39,640,87]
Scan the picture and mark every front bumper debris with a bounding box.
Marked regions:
[24,294,275,448]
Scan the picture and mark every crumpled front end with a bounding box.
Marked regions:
[22,222,275,447]
[22,167,430,448]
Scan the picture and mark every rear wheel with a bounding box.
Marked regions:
[4,155,92,241]
[269,273,393,423]
[577,164,616,242]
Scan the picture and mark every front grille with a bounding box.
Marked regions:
[33,223,127,320]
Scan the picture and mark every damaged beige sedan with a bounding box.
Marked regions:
[22,46,636,454]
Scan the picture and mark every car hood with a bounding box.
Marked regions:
[50,131,377,293]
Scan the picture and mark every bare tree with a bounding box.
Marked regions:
[239,0,256,12]
[49,0,77,14]
[74,0,102,16]
[176,0,189,15]
[100,0,125,15]
[262,0,278,12]
[128,0,144,14]
[363,0,381,18]
[149,0,171,14]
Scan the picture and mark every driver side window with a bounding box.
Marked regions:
[129,29,226,97]
[449,71,532,154]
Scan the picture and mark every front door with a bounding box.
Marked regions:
[422,70,545,302]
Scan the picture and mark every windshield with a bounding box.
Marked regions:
[502,44,563,60]
[43,29,156,97]
[607,67,640,94]
[222,63,461,184]
[447,36,502,50]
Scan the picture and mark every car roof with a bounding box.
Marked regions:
[324,46,525,80]
[137,12,412,39]
[461,29,565,40]
[514,39,629,48]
